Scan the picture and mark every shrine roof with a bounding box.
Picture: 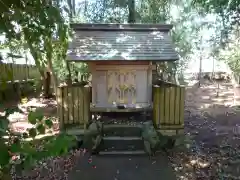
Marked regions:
[67,23,179,61]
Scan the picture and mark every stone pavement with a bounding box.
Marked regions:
[68,153,176,180]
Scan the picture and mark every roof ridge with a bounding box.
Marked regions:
[70,23,173,32]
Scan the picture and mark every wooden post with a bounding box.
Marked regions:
[66,62,72,85]
[57,87,64,130]
[153,85,185,135]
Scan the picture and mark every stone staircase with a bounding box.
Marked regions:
[66,120,148,155]
[99,123,146,155]
[66,111,153,155]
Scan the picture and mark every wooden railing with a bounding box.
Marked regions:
[153,85,185,131]
[56,85,90,129]
[0,63,40,82]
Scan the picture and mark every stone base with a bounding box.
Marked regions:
[158,129,184,136]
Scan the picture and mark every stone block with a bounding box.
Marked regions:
[177,129,185,135]
[158,129,177,136]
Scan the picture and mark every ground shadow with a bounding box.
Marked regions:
[170,81,240,179]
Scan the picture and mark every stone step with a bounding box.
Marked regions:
[103,124,143,137]
[101,136,144,151]
[103,136,142,141]
[65,123,144,136]
[100,111,150,122]
[65,128,84,135]
[99,150,146,156]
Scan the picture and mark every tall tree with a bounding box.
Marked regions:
[193,0,240,47]
[128,0,136,23]
[0,0,70,97]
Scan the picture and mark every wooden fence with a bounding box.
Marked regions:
[56,84,185,135]
[0,80,38,101]
[153,85,185,134]
[57,85,90,129]
[0,63,40,82]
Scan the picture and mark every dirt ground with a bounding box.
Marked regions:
[2,81,240,179]
[0,95,59,133]
[170,81,240,180]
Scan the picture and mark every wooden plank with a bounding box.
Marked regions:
[0,64,3,81]
[68,87,74,124]
[76,87,80,125]
[78,86,84,127]
[4,64,8,81]
[10,64,14,82]
[179,87,185,125]
[19,65,22,80]
[153,87,158,127]
[63,87,69,126]
[57,87,64,130]
[0,63,40,82]
[169,87,176,124]
[155,87,160,127]
[174,86,181,125]
[16,65,19,80]
[164,87,170,124]
[156,87,161,127]
[159,87,165,126]
[7,64,10,81]
[23,65,26,80]
[21,65,24,80]
[5,64,8,81]
[12,64,15,81]
[26,65,29,79]
[19,65,22,81]
[73,87,78,124]
[83,87,90,129]
[15,65,19,81]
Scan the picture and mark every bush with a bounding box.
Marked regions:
[0,109,77,179]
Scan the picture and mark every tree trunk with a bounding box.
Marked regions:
[43,71,53,98]
[47,59,58,97]
[128,0,135,23]
[37,68,52,99]
[66,62,72,85]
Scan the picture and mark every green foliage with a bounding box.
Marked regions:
[0,116,9,135]
[36,124,46,134]
[45,134,76,156]
[193,0,240,51]
[0,139,10,167]
[44,119,53,128]
[0,108,76,177]
[219,31,240,74]
[28,128,37,138]
[28,111,44,124]
[0,0,72,93]
[192,0,239,15]
[27,110,55,138]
